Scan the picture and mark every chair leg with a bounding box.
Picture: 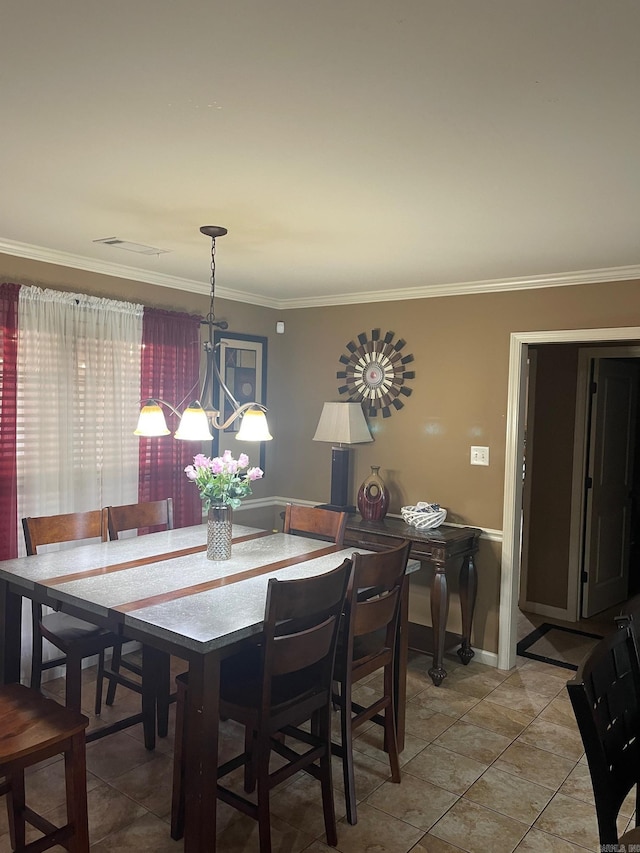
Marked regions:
[339,680,357,825]
[384,664,401,783]
[5,769,26,850]
[65,732,90,853]
[105,643,122,706]
[30,605,44,690]
[94,650,106,716]
[64,651,84,712]
[170,679,186,840]
[256,736,272,853]
[318,707,338,846]
[244,726,257,793]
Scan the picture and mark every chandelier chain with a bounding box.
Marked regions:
[207,237,218,325]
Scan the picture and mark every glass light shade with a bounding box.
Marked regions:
[134,401,170,436]
[235,409,273,442]
[174,402,214,441]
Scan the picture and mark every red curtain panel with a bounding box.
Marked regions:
[0,284,20,559]
[138,307,202,529]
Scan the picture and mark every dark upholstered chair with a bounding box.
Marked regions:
[567,621,640,848]
[332,539,410,824]
[283,503,347,546]
[171,558,353,853]
[0,682,89,852]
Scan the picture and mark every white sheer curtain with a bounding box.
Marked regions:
[15,287,143,676]
[16,287,144,537]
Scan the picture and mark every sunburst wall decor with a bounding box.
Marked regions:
[336,329,415,417]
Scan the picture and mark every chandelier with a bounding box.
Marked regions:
[134,226,273,442]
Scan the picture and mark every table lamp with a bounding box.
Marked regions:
[312,402,373,512]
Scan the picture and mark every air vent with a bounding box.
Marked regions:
[93,237,170,256]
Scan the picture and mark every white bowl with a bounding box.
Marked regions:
[400,503,447,530]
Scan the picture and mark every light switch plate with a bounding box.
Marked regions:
[470,446,489,466]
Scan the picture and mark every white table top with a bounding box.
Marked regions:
[0,523,419,655]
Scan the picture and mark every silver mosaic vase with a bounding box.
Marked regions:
[207,504,232,560]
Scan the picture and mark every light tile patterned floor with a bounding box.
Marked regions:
[0,644,619,852]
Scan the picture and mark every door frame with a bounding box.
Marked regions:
[498,326,640,672]
[518,349,537,613]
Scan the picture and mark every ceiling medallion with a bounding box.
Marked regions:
[336,329,415,417]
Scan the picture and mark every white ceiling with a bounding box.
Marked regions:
[2,1,639,308]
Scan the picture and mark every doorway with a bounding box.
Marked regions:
[519,346,640,624]
[497,327,640,672]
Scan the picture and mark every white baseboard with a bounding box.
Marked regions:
[519,600,574,622]
[471,648,500,669]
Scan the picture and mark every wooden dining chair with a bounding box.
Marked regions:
[22,510,123,715]
[99,498,174,729]
[283,503,347,546]
[170,558,353,853]
[566,620,640,848]
[106,497,174,541]
[332,539,411,824]
[0,682,89,852]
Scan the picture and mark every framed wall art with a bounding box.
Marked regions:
[212,331,268,473]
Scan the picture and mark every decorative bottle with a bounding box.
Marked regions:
[357,466,390,521]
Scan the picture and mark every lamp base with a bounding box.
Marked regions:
[327,445,353,510]
[316,503,356,514]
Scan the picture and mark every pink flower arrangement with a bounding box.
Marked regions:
[185,450,263,509]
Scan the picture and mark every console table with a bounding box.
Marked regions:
[343,516,481,686]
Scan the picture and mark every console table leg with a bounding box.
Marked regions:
[428,565,449,686]
[457,554,477,665]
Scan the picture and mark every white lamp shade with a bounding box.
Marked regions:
[174,402,214,441]
[235,409,273,442]
[312,402,373,445]
[134,401,170,436]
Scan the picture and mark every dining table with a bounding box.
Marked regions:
[0,520,419,853]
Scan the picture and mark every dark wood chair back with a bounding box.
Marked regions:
[106,497,174,540]
[347,539,411,669]
[567,621,640,846]
[333,538,411,824]
[283,503,347,546]
[22,509,108,555]
[258,557,352,711]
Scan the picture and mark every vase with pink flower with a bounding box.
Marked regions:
[185,450,264,560]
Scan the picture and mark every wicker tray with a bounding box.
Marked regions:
[400,502,447,530]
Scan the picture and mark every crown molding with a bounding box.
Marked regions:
[279,264,640,308]
[0,238,281,309]
[1,237,639,310]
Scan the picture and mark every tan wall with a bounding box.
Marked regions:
[4,251,640,656]
[268,282,640,655]
[271,284,640,524]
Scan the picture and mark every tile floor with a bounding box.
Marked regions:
[0,631,621,853]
